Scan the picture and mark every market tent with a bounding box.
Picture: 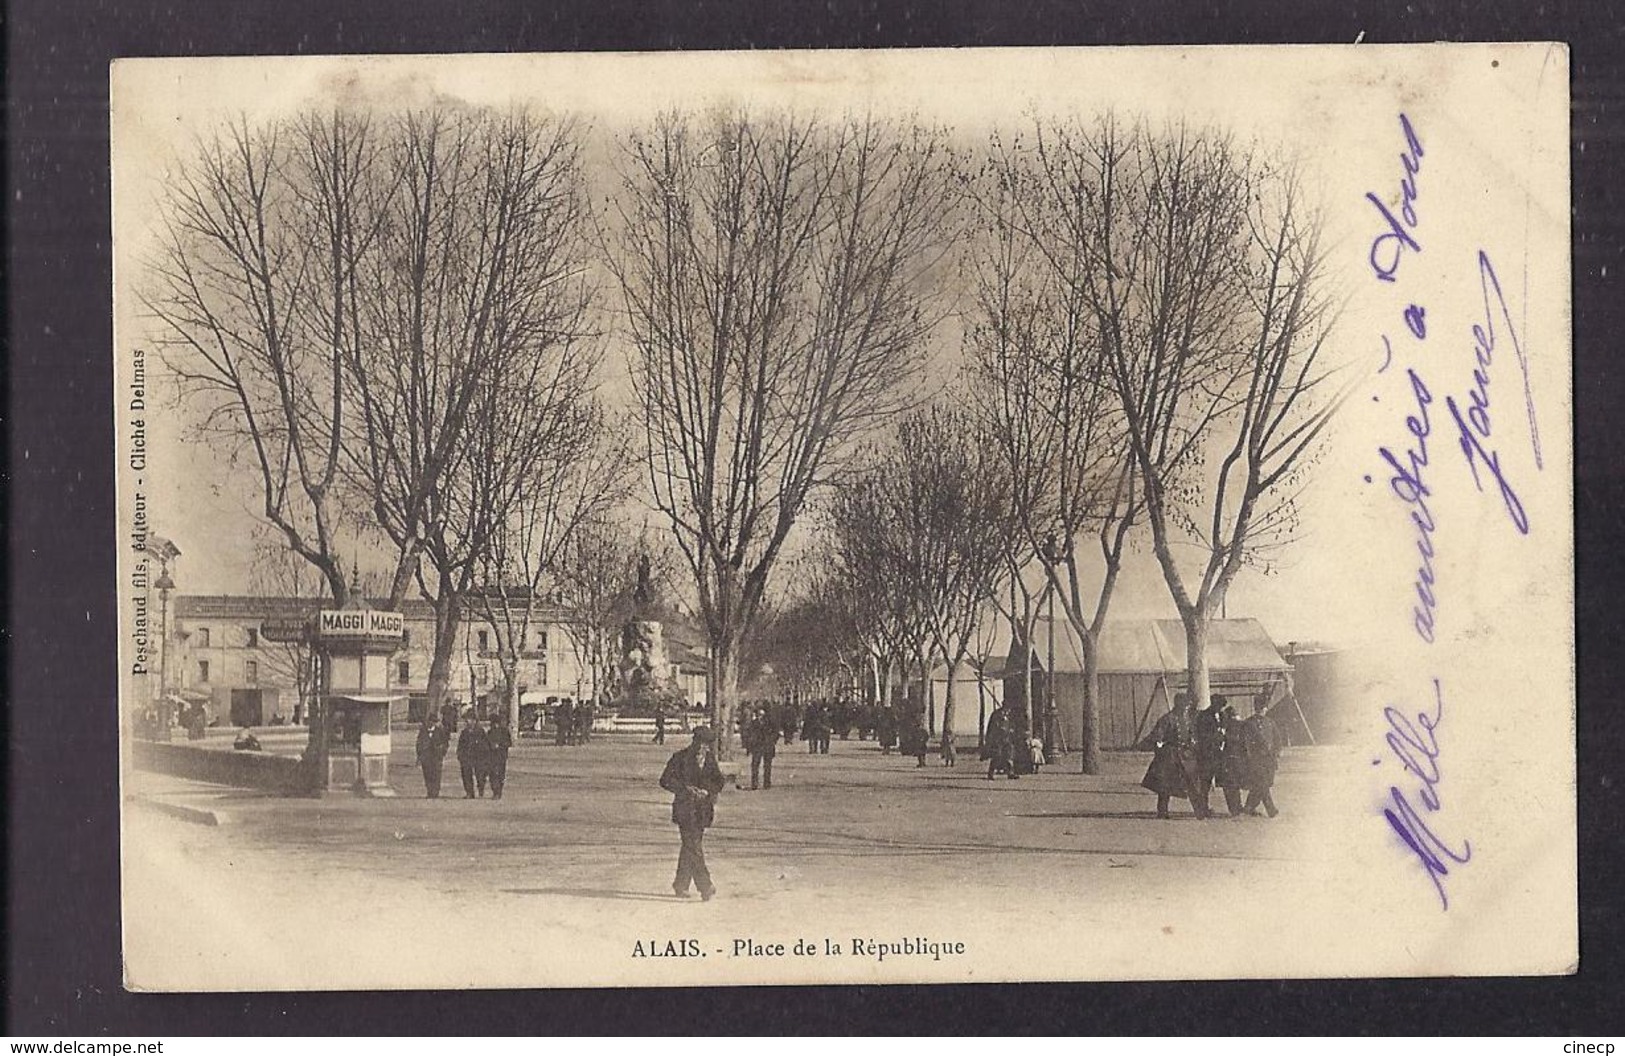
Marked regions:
[1010,617,1293,750]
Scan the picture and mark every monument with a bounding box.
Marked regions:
[614,553,684,717]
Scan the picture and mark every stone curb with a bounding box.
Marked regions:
[128,794,231,827]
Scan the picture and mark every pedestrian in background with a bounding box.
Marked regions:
[653,708,667,745]
[1141,693,1207,819]
[1194,694,1227,817]
[416,713,450,799]
[486,714,513,800]
[1243,693,1284,818]
[900,713,928,768]
[1213,696,1246,816]
[457,710,491,799]
[746,705,778,790]
[984,704,1017,780]
[659,726,726,901]
[940,728,957,767]
[877,705,899,756]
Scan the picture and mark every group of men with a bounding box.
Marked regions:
[1140,691,1284,819]
[550,698,597,746]
[414,709,513,800]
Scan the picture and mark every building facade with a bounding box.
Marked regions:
[169,595,601,727]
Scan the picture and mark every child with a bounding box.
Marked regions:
[940,729,957,767]
[1028,736,1046,773]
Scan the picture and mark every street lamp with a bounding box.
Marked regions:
[1040,534,1062,760]
[154,567,176,742]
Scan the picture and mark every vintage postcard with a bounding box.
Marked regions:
[113,45,1573,990]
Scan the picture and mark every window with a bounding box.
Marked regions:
[401,630,411,648]
[398,660,411,684]
[245,627,259,648]
[477,630,489,651]
[198,660,210,683]
[533,630,549,651]
[245,660,258,685]
[197,627,211,648]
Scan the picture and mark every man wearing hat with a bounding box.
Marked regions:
[658,726,726,900]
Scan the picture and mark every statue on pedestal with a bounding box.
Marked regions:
[616,551,684,717]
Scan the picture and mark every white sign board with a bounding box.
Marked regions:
[317,609,405,640]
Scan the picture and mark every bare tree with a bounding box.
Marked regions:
[474,403,631,734]
[1023,118,1342,706]
[892,405,1013,746]
[345,106,596,717]
[608,110,956,755]
[826,467,936,721]
[966,137,1142,773]
[246,531,321,722]
[145,111,386,604]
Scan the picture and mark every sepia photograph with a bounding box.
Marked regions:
[110,45,1574,991]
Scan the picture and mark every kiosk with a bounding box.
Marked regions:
[315,603,405,796]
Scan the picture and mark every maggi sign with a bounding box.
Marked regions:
[317,608,405,640]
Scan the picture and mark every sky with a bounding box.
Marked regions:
[110,46,1569,650]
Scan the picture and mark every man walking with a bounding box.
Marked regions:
[457,710,491,799]
[1194,694,1226,817]
[746,706,778,790]
[653,707,667,745]
[1242,693,1284,818]
[984,704,1017,780]
[486,714,513,800]
[416,713,450,799]
[1213,696,1247,816]
[659,726,726,901]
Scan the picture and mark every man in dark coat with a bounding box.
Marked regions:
[486,715,513,800]
[456,711,491,799]
[813,702,833,754]
[745,706,778,790]
[984,704,1017,780]
[1193,694,1227,816]
[877,705,899,755]
[415,713,450,799]
[899,714,928,767]
[1141,693,1208,818]
[576,698,595,744]
[653,707,667,745]
[1213,696,1247,816]
[553,699,570,745]
[1242,693,1284,817]
[659,726,726,900]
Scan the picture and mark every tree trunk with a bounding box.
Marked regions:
[1019,626,1035,740]
[1182,609,1212,711]
[710,634,742,760]
[425,591,462,717]
[975,665,988,749]
[1079,628,1103,775]
[943,658,961,748]
[501,660,519,737]
[920,649,935,735]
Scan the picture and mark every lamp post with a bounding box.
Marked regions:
[1040,533,1062,760]
[154,568,176,741]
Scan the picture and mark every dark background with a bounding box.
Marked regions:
[7,0,1622,1036]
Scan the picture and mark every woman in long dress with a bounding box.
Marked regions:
[1141,693,1208,819]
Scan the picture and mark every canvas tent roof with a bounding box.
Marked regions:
[1017,617,1289,676]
